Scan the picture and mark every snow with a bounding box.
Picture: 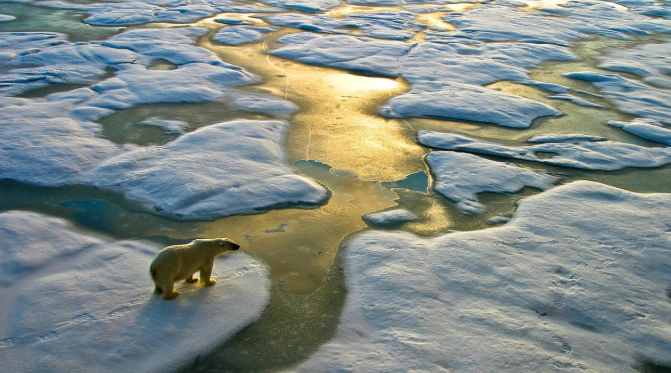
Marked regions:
[547,93,603,108]
[0,211,270,373]
[426,151,557,213]
[212,26,277,46]
[270,33,412,77]
[608,118,671,145]
[140,117,189,134]
[564,72,671,124]
[287,181,671,372]
[88,120,329,219]
[0,14,16,22]
[418,131,671,171]
[363,209,418,225]
[380,81,559,128]
[528,133,606,143]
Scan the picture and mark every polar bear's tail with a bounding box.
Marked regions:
[150,263,158,280]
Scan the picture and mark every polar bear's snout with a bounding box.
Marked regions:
[231,242,240,250]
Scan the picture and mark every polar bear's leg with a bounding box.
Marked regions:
[163,282,181,300]
[185,274,198,283]
[200,264,217,286]
[154,285,164,294]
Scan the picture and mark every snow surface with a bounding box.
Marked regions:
[0,211,271,373]
[286,181,671,372]
[212,26,277,46]
[256,0,341,13]
[426,151,557,213]
[88,120,329,219]
[0,14,16,22]
[363,209,418,225]
[418,131,671,171]
[608,118,671,145]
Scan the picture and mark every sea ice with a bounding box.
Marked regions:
[88,120,329,219]
[0,14,16,22]
[363,209,418,225]
[380,81,558,128]
[563,72,671,124]
[426,151,557,213]
[597,41,671,88]
[287,181,671,372]
[212,26,277,46]
[608,118,671,145]
[0,211,270,373]
[418,131,671,171]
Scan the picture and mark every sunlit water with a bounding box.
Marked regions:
[1,2,671,372]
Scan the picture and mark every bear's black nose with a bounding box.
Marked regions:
[232,243,240,250]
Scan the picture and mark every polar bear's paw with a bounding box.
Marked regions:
[203,279,217,286]
[164,290,181,300]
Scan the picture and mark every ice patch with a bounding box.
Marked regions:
[528,133,607,143]
[212,26,277,46]
[0,14,17,22]
[597,41,671,88]
[608,118,671,145]
[140,117,189,134]
[88,120,329,219]
[419,131,671,171]
[0,211,270,373]
[363,209,418,225]
[288,181,671,372]
[426,151,557,213]
[547,93,603,108]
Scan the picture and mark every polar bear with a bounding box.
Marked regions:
[150,238,240,300]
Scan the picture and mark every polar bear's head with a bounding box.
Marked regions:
[197,238,240,256]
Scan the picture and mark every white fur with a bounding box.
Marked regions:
[149,238,240,300]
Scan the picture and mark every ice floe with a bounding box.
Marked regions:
[418,131,671,171]
[426,151,557,213]
[88,120,329,219]
[563,72,671,124]
[212,26,277,45]
[256,0,341,13]
[380,81,558,128]
[363,209,418,225]
[547,93,603,108]
[608,118,671,145]
[270,33,412,77]
[527,133,606,143]
[265,10,418,40]
[0,211,270,373]
[597,41,671,89]
[0,14,16,22]
[288,181,671,372]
